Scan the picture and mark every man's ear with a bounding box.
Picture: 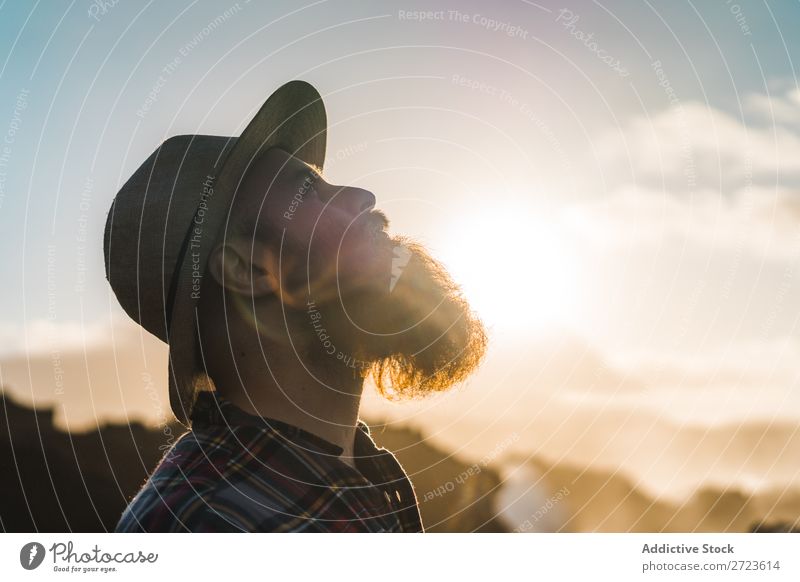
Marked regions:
[206,238,275,298]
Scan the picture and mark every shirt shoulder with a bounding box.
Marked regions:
[115,425,406,532]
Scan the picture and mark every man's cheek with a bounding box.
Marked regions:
[280,201,334,243]
[337,231,391,285]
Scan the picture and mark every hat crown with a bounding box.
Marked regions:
[103,134,234,341]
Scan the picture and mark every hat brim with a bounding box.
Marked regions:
[166,80,327,427]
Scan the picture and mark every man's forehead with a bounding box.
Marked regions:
[254,146,321,177]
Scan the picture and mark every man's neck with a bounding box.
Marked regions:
[198,302,368,467]
[214,364,365,466]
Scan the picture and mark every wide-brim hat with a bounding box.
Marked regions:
[104,80,327,427]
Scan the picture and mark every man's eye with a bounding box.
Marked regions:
[298,171,319,198]
[309,170,322,184]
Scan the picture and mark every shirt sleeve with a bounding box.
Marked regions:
[180,500,253,532]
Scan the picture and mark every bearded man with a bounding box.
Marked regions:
[105,81,486,532]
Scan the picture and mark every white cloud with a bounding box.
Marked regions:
[560,183,800,263]
[610,336,800,389]
[0,315,169,431]
[594,99,800,194]
[0,316,152,358]
[563,94,800,262]
[745,87,800,127]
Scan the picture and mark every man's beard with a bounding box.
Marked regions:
[292,230,488,399]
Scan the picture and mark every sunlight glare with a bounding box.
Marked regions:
[436,204,579,332]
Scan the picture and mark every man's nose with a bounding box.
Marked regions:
[326,185,376,216]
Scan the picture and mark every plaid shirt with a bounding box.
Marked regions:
[115,391,423,532]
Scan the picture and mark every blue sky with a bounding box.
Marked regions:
[1,0,798,329]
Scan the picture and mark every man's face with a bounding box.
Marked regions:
[225,146,487,398]
[234,147,390,298]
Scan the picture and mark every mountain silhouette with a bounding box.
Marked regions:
[0,388,506,532]
[2,387,796,532]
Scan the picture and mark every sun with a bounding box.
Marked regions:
[435,204,579,332]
